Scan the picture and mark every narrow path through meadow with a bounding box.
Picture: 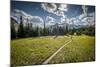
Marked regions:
[42,39,72,64]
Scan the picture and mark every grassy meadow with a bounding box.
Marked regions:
[11,35,95,66]
[49,36,95,64]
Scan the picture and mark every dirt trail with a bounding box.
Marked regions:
[42,40,72,64]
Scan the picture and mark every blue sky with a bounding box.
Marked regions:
[11,1,95,26]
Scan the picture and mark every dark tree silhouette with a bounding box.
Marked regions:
[11,18,17,39]
[17,16,25,38]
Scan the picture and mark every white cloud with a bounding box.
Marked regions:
[55,10,65,17]
[81,17,88,22]
[59,11,95,26]
[87,16,95,25]
[11,11,18,21]
[11,9,44,27]
[46,16,55,26]
[60,16,81,26]
[78,13,87,20]
[12,9,30,23]
[41,3,68,17]
[46,16,54,23]
[31,16,43,23]
[65,6,95,26]
[78,4,94,26]
[14,9,20,13]
[61,17,70,24]
[78,12,95,26]
[13,9,28,17]
[58,4,68,11]
[70,18,80,25]
[82,5,88,15]
[13,9,34,20]
[11,10,21,23]
[41,3,57,13]
[88,12,95,17]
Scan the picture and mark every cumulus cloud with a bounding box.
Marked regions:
[41,3,68,17]
[88,12,95,17]
[78,12,95,26]
[11,12,18,22]
[69,17,85,26]
[41,3,68,26]
[76,6,95,26]
[46,16,54,22]
[78,13,87,20]
[59,12,95,26]
[55,10,65,17]
[46,16,55,25]
[81,17,88,22]
[82,5,88,15]
[13,9,34,20]
[12,9,30,23]
[11,9,44,27]
[69,18,79,25]
[60,17,80,25]
[13,9,28,17]
[58,5,95,26]
[31,16,43,23]
[41,3,57,13]
[11,10,21,23]
[61,17,70,24]
[58,4,68,11]
[78,6,88,21]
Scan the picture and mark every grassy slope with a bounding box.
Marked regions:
[11,35,95,66]
[11,36,70,66]
[49,35,95,64]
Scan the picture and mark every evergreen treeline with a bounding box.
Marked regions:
[11,16,95,39]
[69,26,95,36]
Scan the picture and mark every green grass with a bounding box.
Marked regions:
[11,35,95,66]
[49,35,95,64]
[11,36,70,66]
